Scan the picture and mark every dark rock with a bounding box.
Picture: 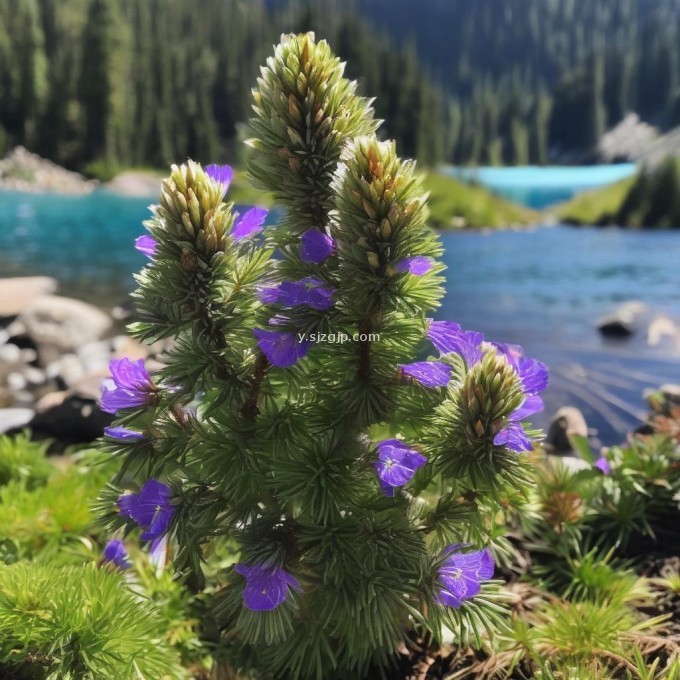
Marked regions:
[28,393,113,447]
[597,301,647,339]
[660,384,680,406]
[545,406,588,453]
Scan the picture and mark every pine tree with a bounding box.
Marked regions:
[79,0,117,164]
[99,34,547,679]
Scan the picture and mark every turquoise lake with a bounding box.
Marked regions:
[1,188,679,445]
[443,164,638,209]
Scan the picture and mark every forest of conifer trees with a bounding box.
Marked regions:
[1,0,680,171]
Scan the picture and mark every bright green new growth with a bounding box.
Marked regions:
[0,563,185,679]
[101,33,535,679]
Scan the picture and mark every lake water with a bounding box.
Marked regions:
[1,189,679,445]
[443,164,638,209]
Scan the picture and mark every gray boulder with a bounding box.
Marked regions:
[0,277,58,318]
[19,295,112,365]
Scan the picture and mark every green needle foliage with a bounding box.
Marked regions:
[0,562,185,679]
[0,433,53,490]
[100,33,540,679]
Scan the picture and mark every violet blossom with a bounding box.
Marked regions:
[235,563,301,611]
[300,229,334,263]
[253,328,311,368]
[375,439,427,495]
[117,479,175,552]
[100,358,156,414]
[102,539,131,570]
[400,361,452,388]
[436,546,494,609]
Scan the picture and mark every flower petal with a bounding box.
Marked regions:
[232,207,268,241]
[300,229,334,263]
[205,164,234,193]
[394,256,433,275]
[494,422,533,452]
[400,361,452,388]
[135,235,158,257]
[104,426,145,441]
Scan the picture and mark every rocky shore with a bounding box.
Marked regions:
[0,277,169,449]
[0,147,97,194]
[2,276,677,456]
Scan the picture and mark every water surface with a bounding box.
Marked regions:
[443,164,637,209]
[1,190,678,444]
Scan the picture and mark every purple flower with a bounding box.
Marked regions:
[235,563,301,611]
[100,358,156,414]
[258,286,281,304]
[253,329,311,368]
[102,539,131,569]
[516,357,549,395]
[301,229,334,263]
[276,281,309,307]
[205,163,234,195]
[394,256,434,275]
[436,546,494,608]
[511,394,544,421]
[232,207,268,241]
[117,479,175,552]
[375,440,427,493]
[104,426,145,442]
[263,278,335,311]
[303,279,335,310]
[427,321,484,367]
[491,344,549,452]
[135,234,158,258]
[594,456,611,475]
[493,343,549,396]
[493,422,534,453]
[400,361,452,388]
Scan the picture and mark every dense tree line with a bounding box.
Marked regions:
[0,0,447,172]
[2,0,680,170]
[276,0,680,165]
[615,158,680,227]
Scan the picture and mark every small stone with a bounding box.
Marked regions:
[647,317,677,347]
[0,408,34,434]
[29,394,112,445]
[19,295,113,365]
[35,391,69,413]
[545,406,588,453]
[47,354,86,389]
[22,366,46,386]
[0,344,21,364]
[6,372,27,392]
[597,301,647,339]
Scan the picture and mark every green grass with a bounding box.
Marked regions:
[422,171,538,229]
[106,165,534,228]
[556,177,636,225]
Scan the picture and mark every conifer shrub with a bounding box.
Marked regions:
[98,33,548,679]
